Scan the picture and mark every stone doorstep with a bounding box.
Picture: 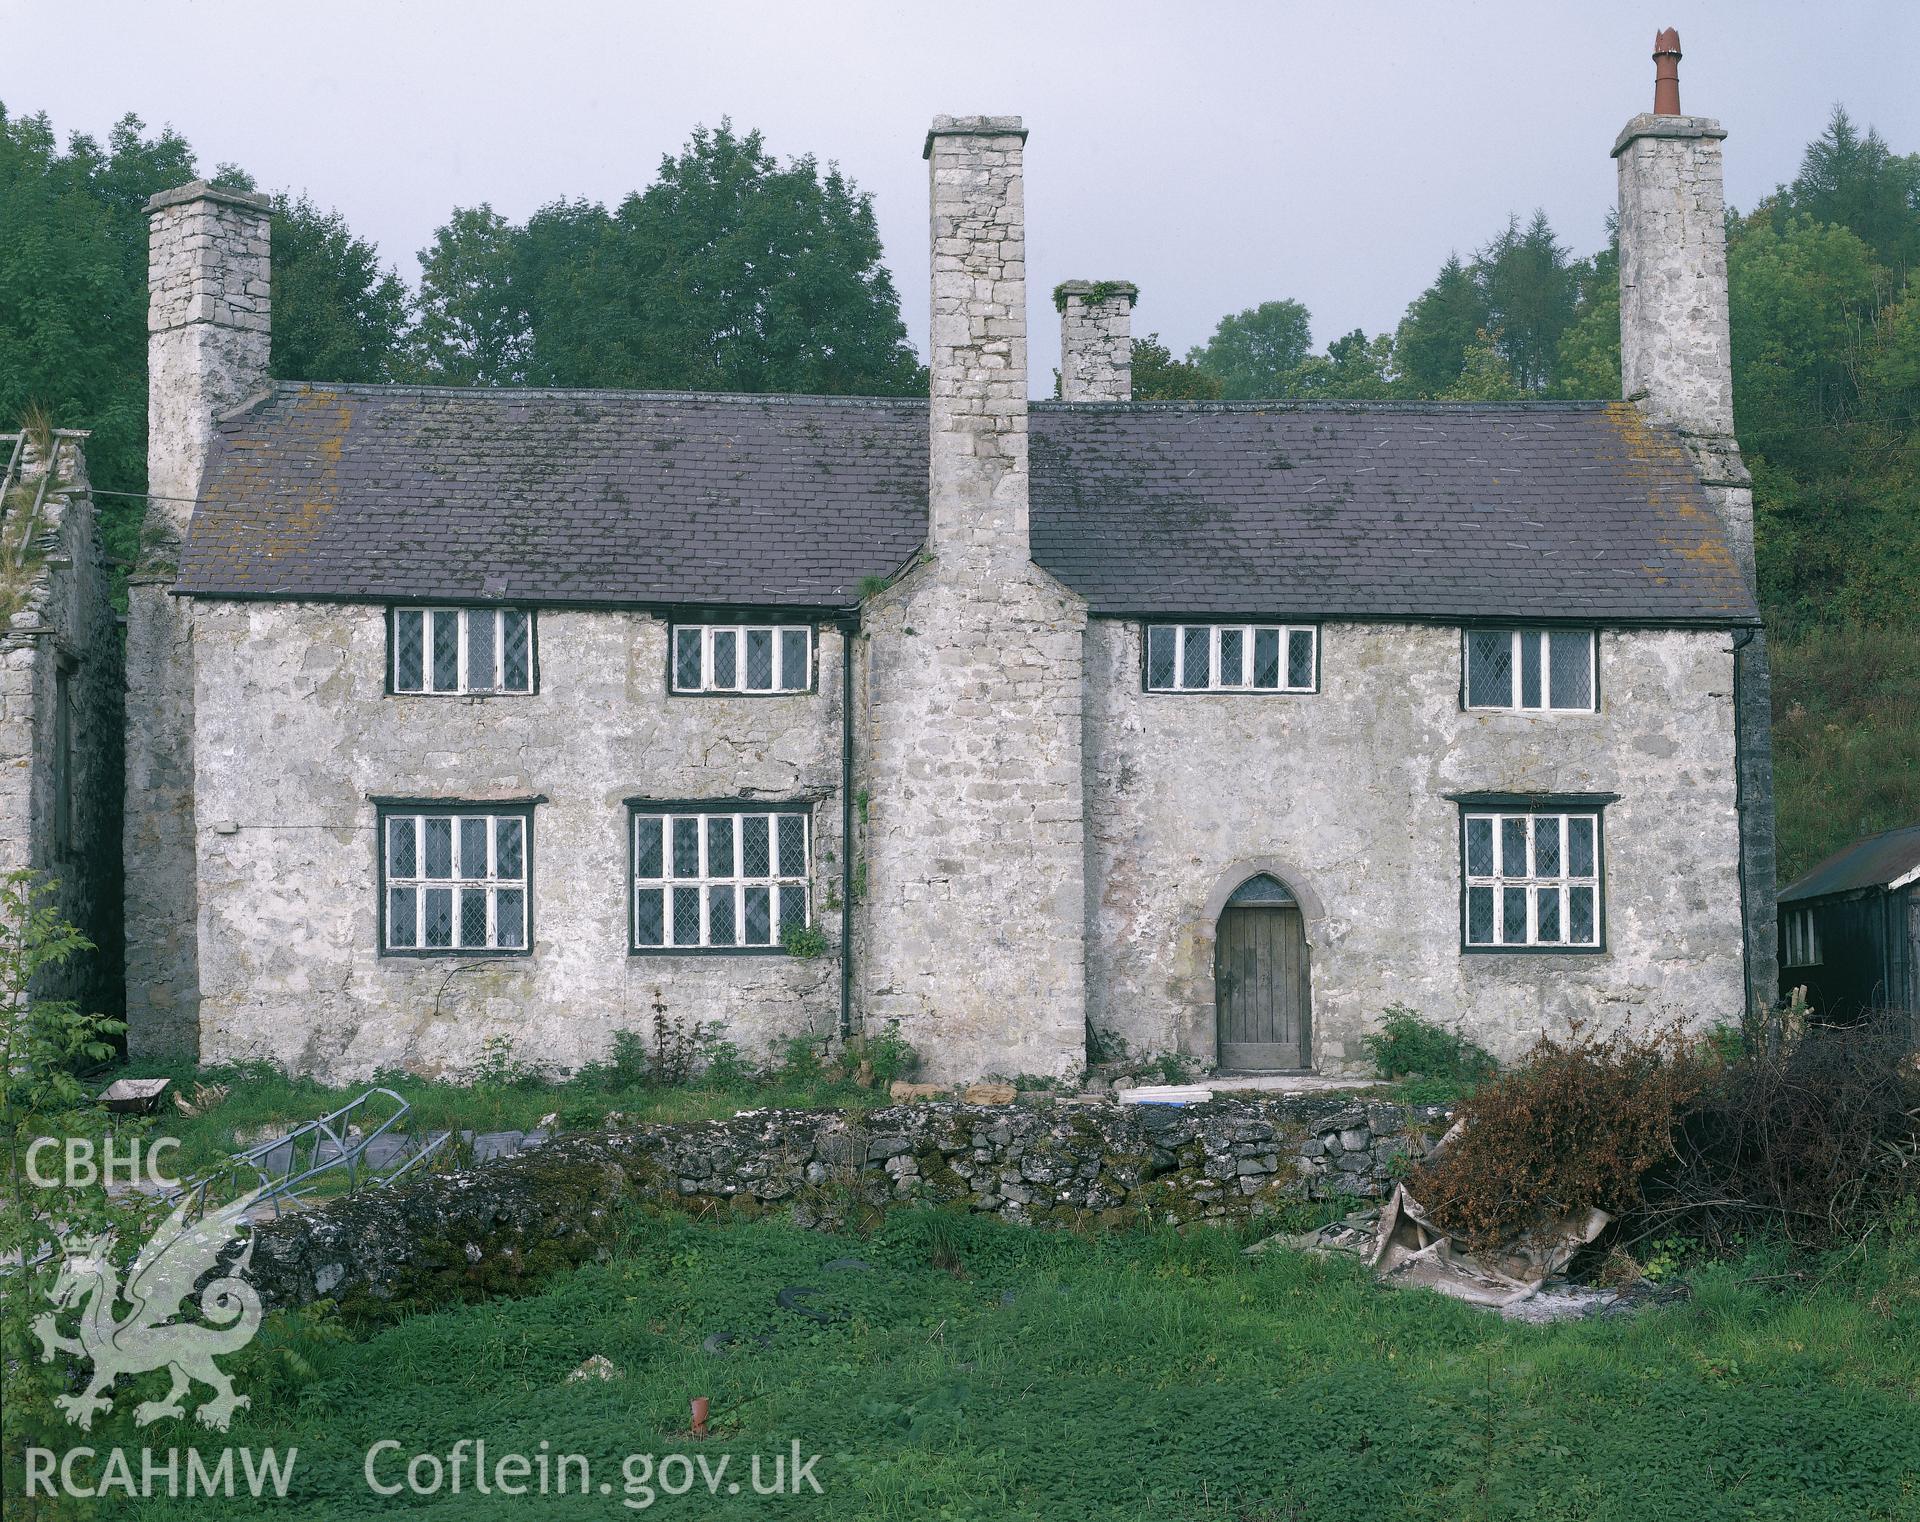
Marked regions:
[1209,1074,1386,1096]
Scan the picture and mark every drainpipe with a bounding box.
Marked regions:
[838,613,857,1041]
[1731,625,1758,1029]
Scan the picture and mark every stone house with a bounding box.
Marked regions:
[1,424,122,1016]
[123,49,1776,1083]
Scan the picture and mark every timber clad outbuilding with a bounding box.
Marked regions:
[123,47,1780,1083]
[1778,824,1920,1031]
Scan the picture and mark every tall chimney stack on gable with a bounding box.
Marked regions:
[125,179,271,1062]
[924,116,1030,560]
[143,181,272,555]
[1613,34,1777,1028]
[1612,31,1736,446]
[1056,280,1137,401]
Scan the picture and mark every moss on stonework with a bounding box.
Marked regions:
[915,1146,971,1200]
[1051,280,1136,313]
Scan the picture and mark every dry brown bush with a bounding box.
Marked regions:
[1645,1021,1920,1250]
[1412,1023,1708,1255]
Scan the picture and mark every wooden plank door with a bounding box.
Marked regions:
[1215,906,1309,1070]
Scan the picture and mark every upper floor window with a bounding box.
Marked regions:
[630,803,811,952]
[392,607,534,695]
[1464,628,1595,712]
[381,803,531,955]
[1782,907,1821,967]
[1146,623,1317,693]
[1462,805,1603,951]
[672,624,812,694]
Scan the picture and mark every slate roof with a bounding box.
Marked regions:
[1779,823,1920,903]
[177,383,1758,624]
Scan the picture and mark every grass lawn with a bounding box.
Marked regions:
[83,1209,1920,1521]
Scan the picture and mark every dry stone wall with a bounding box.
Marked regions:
[245,1094,1447,1311]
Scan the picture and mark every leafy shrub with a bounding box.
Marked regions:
[470,1034,546,1089]
[858,1020,919,1085]
[1411,1023,1708,1253]
[773,1034,828,1086]
[1361,1005,1497,1085]
[782,924,830,959]
[698,1033,758,1089]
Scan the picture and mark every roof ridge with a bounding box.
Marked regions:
[1032,398,1622,413]
[265,380,928,409]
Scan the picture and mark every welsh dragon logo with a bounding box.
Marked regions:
[33,1188,265,1431]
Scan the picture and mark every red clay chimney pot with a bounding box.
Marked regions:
[1652,28,1682,116]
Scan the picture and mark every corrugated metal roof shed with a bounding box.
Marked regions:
[1779,822,1920,903]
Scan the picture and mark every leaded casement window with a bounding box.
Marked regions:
[671,624,813,694]
[630,804,811,952]
[391,607,534,695]
[1463,628,1596,712]
[1782,907,1821,967]
[381,804,531,954]
[1145,623,1317,692]
[1462,807,1604,951]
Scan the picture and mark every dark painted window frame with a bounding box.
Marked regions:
[1448,791,1617,957]
[1138,620,1323,696]
[626,797,817,958]
[1458,625,1602,715]
[372,796,542,959]
[383,605,541,697]
[665,620,820,697]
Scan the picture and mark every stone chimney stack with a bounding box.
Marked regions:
[858,116,1087,1084]
[924,116,1030,559]
[1056,281,1137,401]
[1613,34,1777,1023]
[125,180,271,1061]
[144,181,272,547]
[1612,29,1737,462]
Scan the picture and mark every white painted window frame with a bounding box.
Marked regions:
[1145,622,1317,692]
[1462,809,1603,949]
[632,808,811,950]
[670,624,813,694]
[1463,628,1597,713]
[384,810,529,952]
[392,607,534,695]
[1782,907,1821,967]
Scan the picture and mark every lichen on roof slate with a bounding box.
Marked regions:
[177,383,1756,625]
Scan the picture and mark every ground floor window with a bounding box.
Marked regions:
[1462,805,1603,950]
[380,804,532,953]
[630,803,810,952]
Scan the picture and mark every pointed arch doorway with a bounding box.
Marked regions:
[1214,873,1311,1070]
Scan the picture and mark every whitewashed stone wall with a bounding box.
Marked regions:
[858,117,1087,1083]
[190,603,847,1082]
[128,182,272,1058]
[0,432,122,1014]
[1084,621,1748,1072]
[1056,281,1136,402]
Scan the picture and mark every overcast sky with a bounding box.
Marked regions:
[5,1,1916,390]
